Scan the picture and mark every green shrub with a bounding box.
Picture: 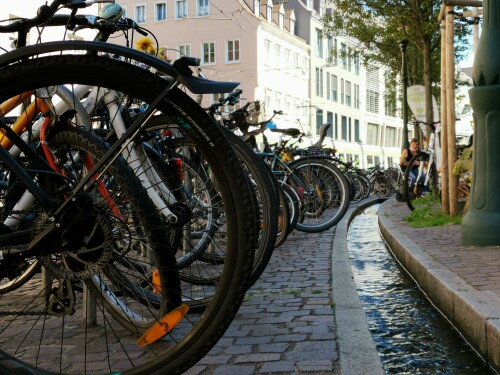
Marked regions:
[403,195,462,228]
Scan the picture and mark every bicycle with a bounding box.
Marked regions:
[0,1,258,374]
[230,103,351,233]
[1,3,245,303]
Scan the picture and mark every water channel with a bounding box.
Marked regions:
[347,204,493,374]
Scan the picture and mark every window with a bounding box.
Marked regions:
[226,40,240,63]
[340,78,344,104]
[267,5,272,21]
[334,113,338,139]
[202,42,215,65]
[279,12,285,29]
[326,37,333,63]
[330,75,337,102]
[290,18,295,34]
[367,155,374,166]
[135,4,146,23]
[366,123,379,145]
[348,117,352,141]
[347,47,352,72]
[178,43,191,57]
[275,92,283,110]
[341,43,347,69]
[353,52,360,75]
[333,38,338,65]
[385,126,397,147]
[197,0,209,16]
[366,65,380,113]
[175,0,187,18]
[155,2,166,21]
[326,112,334,137]
[326,73,330,100]
[315,68,323,97]
[345,81,352,107]
[284,49,291,67]
[341,116,347,141]
[316,29,323,58]
[275,44,282,63]
[254,0,260,15]
[316,109,323,134]
[354,84,360,109]
[354,119,360,143]
[264,40,272,64]
[265,89,273,110]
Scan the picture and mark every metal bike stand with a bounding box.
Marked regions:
[41,266,51,299]
[82,284,97,328]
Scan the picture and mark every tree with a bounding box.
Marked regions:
[322,0,470,130]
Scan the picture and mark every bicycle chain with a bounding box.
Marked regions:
[0,309,48,316]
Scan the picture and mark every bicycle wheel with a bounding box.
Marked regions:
[403,152,439,211]
[220,128,278,287]
[49,128,182,331]
[288,157,350,233]
[275,183,291,247]
[346,173,365,202]
[358,172,372,199]
[0,125,181,370]
[0,53,257,374]
[142,120,277,289]
[280,182,301,234]
[372,174,392,198]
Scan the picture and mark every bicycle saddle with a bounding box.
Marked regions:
[269,128,302,137]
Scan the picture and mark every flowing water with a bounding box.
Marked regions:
[347,204,493,374]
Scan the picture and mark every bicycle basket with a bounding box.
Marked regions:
[228,100,264,134]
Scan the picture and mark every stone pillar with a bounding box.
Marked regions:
[462,0,500,246]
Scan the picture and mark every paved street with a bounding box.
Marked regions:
[186,228,341,375]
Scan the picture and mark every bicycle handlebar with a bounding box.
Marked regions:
[0,0,114,34]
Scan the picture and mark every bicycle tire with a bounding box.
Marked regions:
[279,182,301,234]
[288,157,350,233]
[49,128,182,330]
[346,173,365,202]
[138,120,274,289]
[0,53,256,375]
[218,128,278,287]
[403,152,439,211]
[275,183,292,247]
[372,175,392,198]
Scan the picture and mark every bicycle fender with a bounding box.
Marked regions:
[0,41,240,94]
[287,155,334,167]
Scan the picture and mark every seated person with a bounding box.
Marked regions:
[400,138,421,193]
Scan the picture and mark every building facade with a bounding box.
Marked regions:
[1,0,404,169]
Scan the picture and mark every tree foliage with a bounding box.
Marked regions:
[322,0,472,116]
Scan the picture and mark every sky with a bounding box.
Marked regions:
[0,1,100,50]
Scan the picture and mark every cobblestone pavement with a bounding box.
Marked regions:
[380,199,500,297]
[185,228,341,375]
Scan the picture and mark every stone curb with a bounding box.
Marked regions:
[332,198,385,375]
[378,199,500,373]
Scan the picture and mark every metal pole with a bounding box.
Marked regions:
[400,39,409,151]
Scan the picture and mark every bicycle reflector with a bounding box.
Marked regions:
[266,121,277,130]
[137,304,189,347]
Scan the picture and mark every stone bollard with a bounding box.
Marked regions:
[462,0,500,246]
